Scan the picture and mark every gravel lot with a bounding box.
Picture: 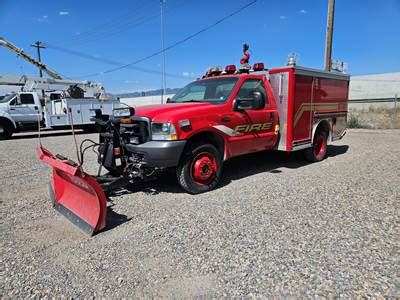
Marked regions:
[1,129,399,297]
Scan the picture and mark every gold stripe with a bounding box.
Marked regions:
[293,103,339,127]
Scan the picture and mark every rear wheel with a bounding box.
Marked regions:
[304,130,328,162]
[0,122,13,140]
[177,143,222,194]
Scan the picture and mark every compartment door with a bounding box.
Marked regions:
[269,72,289,150]
[292,75,313,142]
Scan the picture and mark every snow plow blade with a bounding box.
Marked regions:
[36,146,107,236]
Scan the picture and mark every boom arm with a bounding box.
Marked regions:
[0,37,63,80]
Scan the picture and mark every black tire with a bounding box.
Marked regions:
[0,122,13,140]
[176,143,222,194]
[82,125,100,133]
[304,130,328,162]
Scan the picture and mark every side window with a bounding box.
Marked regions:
[236,79,268,104]
[20,94,35,105]
[214,82,236,101]
[50,93,61,100]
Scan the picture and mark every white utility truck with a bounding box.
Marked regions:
[0,85,119,139]
[0,37,120,139]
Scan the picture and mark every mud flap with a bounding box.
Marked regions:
[37,146,107,236]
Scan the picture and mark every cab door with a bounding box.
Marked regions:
[8,93,39,123]
[8,94,27,122]
[20,93,39,123]
[228,77,278,157]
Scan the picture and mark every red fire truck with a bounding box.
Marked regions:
[37,60,349,235]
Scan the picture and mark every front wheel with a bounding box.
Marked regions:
[304,130,328,162]
[0,122,13,140]
[176,143,222,194]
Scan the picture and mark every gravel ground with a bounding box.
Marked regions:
[0,129,399,298]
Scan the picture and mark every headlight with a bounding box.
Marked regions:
[151,122,177,140]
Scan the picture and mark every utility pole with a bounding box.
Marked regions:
[30,41,45,77]
[324,0,335,72]
[160,0,167,104]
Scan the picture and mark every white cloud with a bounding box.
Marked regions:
[279,15,287,20]
[59,11,69,16]
[37,15,48,22]
[299,9,307,14]
[182,71,190,77]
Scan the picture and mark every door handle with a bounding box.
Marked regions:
[221,116,231,122]
[10,108,15,111]
[34,106,38,110]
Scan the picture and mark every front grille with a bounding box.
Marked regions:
[120,117,150,145]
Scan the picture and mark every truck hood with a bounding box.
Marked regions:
[134,102,219,122]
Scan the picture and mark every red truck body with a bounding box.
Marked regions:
[268,66,349,152]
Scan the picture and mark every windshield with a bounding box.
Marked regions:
[0,93,16,103]
[170,77,238,104]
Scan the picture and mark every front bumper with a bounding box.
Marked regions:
[125,140,186,168]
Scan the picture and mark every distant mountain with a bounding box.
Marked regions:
[114,88,181,98]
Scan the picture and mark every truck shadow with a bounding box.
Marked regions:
[218,144,349,188]
[98,145,348,231]
[117,144,349,196]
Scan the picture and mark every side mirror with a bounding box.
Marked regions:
[233,91,265,111]
[166,97,171,103]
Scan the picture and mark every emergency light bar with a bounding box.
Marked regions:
[206,66,223,77]
[225,65,236,74]
[253,63,265,71]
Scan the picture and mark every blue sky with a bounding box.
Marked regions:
[1,0,399,93]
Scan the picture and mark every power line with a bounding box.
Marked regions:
[53,0,188,47]
[44,43,195,79]
[48,0,152,46]
[79,0,258,78]
[65,13,158,46]
[66,0,151,42]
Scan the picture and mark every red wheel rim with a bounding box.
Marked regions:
[314,135,326,159]
[191,152,217,185]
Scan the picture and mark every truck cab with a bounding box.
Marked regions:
[95,64,284,194]
[0,92,42,139]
